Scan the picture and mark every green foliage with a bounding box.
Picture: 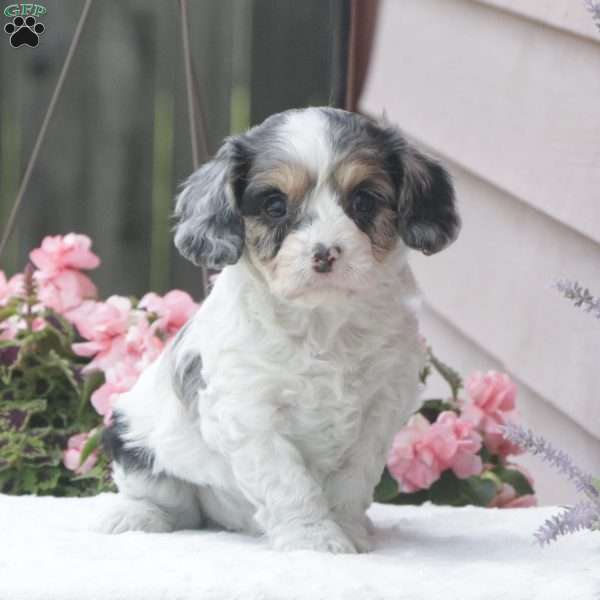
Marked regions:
[375,467,498,508]
[374,467,402,503]
[0,296,111,496]
[490,464,534,496]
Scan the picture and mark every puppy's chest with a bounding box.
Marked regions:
[278,342,400,466]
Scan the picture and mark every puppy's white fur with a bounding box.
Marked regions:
[98,108,458,553]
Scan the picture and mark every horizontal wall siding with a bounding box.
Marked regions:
[361,0,600,244]
[476,0,600,42]
[361,0,600,503]
[410,162,600,439]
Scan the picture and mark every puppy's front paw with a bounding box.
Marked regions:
[271,519,356,554]
[94,498,174,534]
[337,518,372,553]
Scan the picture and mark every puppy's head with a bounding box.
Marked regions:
[174,107,460,303]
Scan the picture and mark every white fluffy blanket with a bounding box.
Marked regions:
[0,493,597,600]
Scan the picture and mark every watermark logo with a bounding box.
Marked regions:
[3,3,46,47]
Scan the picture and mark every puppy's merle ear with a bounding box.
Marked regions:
[384,128,460,255]
[174,139,246,269]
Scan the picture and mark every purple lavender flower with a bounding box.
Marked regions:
[503,422,600,545]
[584,0,600,31]
[535,502,598,545]
[555,280,600,319]
[503,423,599,502]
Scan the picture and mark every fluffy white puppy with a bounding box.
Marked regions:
[99,107,460,553]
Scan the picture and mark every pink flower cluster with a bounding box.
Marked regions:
[63,289,197,473]
[0,233,199,475]
[1,234,99,340]
[69,290,198,427]
[388,370,532,507]
[388,411,482,493]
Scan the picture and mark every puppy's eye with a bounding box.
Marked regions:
[263,194,288,219]
[351,190,377,215]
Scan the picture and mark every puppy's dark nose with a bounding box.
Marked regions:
[312,244,341,273]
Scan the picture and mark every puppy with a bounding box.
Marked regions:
[99,107,460,553]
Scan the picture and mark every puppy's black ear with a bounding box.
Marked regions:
[174,139,246,269]
[385,128,460,255]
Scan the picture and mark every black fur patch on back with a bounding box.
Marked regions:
[102,411,155,472]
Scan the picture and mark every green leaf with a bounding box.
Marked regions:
[492,465,534,496]
[0,302,18,322]
[79,370,104,417]
[20,467,39,494]
[71,461,108,482]
[480,469,502,489]
[373,468,400,503]
[461,476,497,507]
[428,471,497,507]
[429,470,463,505]
[79,428,103,466]
[593,478,600,493]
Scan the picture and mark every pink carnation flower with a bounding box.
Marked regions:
[30,234,100,274]
[388,411,483,493]
[71,296,131,346]
[29,234,100,316]
[139,290,198,337]
[461,371,523,457]
[63,432,98,475]
[435,411,483,478]
[466,371,516,414]
[71,296,132,370]
[35,269,97,315]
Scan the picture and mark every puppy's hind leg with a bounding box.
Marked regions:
[95,413,202,534]
[96,465,203,534]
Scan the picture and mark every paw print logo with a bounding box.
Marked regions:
[4,15,45,48]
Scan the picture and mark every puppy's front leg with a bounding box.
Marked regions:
[229,434,356,553]
[325,401,405,553]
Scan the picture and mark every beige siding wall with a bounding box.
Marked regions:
[361,0,600,504]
